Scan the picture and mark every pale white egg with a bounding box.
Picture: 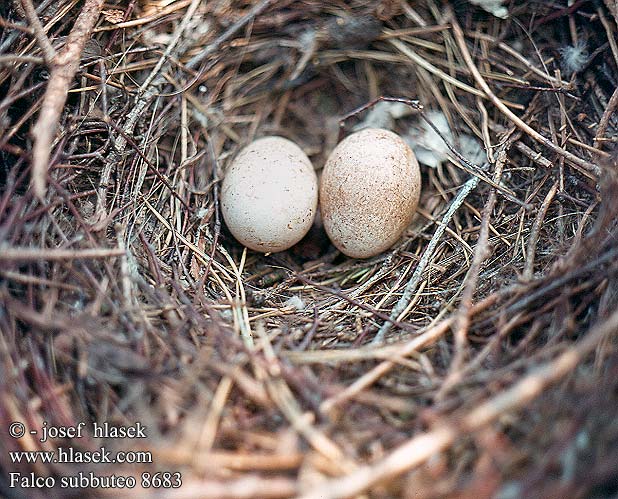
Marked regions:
[319,128,421,258]
[221,136,318,253]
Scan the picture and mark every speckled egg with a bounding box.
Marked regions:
[319,128,421,258]
[221,136,318,253]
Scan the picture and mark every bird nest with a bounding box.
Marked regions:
[2,1,618,497]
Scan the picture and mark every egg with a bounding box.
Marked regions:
[319,128,421,258]
[221,136,318,253]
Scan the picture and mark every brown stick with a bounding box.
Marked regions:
[19,0,56,64]
[594,86,618,149]
[30,0,105,199]
[0,248,125,261]
[186,0,275,69]
[436,151,503,400]
[299,307,618,499]
[451,17,600,176]
[523,181,559,280]
[320,318,454,414]
[605,0,618,27]
[0,55,44,65]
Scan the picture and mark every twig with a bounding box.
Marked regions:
[320,318,453,414]
[196,375,233,452]
[0,247,125,261]
[416,111,527,207]
[19,0,56,64]
[294,274,417,334]
[0,0,51,54]
[299,307,618,499]
[30,0,105,199]
[186,0,275,70]
[515,141,554,169]
[255,323,355,474]
[468,32,567,87]
[605,0,618,28]
[153,447,303,471]
[450,17,601,176]
[533,0,589,28]
[598,5,618,68]
[389,38,485,99]
[138,0,202,95]
[317,291,500,412]
[103,117,191,210]
[0,55,44,65]
[200,132,221,283]
[593,86,618,149]
[94,0,192,32]
[499,246,618,320]
[97,0,203,218]
[296,306,319,351]
[437,149,506,400]
[0,17,33,34]
[523,181,559,280]
[373,175,479,343]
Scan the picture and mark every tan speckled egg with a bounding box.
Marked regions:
[320,128,421,258]
[221,136,318,253]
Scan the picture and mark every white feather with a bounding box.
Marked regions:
[559,40,589,75]
[284,295,306,311]
[405,111,486,169]
[469,0,508,19]
[353,101,413,132]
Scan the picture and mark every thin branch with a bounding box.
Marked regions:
[436,146,507,399]
[373,175,479,343]
[300,307,618,499]
[320,318,453,414]
[97,0,203,218]
[0,248,125,261]
[0,55,44,65]
[450,17,601,176]
[523,181,559,280]
[30,0,105,199]
[186,0,275,70]
[295,273,417,334]
[594,86,618,149]
[19,0,56,65]
[138,0,202,95]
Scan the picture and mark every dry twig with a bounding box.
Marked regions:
[29,0,105,199]
[451,16,600,176]
[19,0,55,64]
[300,307,618,499]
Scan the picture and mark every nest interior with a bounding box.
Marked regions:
[1,0,618,498]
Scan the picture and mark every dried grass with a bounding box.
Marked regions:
[1,1,618,498]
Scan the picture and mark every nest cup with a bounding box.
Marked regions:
[1,1,617,498]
